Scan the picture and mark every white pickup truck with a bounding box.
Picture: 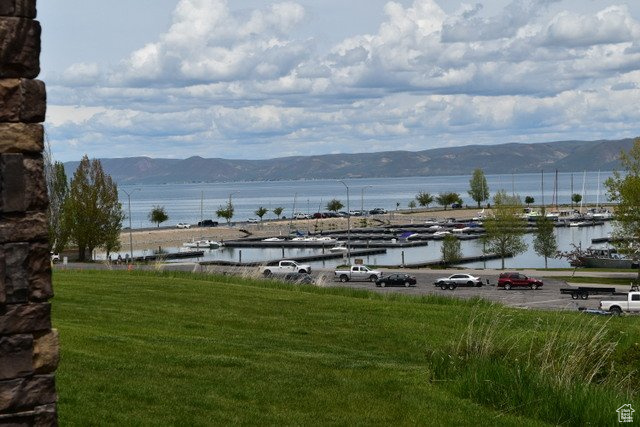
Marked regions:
[599,291,640,315]
[334,265,382,282]
[262,260,312,277]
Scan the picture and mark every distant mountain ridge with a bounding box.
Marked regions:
[64,138,636,184]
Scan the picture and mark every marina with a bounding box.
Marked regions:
[98,215,617,270]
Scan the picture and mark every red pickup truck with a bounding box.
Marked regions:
[498,272,543,290]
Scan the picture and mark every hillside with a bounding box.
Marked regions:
[64,138,636,184]
[53,270,639,425]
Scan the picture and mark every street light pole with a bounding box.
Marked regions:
[361,185,372,215]
[338,180,350,264]
[122,188,140,264]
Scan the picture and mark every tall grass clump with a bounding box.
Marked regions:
[428,309,638,425]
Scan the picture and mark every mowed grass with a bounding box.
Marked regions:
[53,270,639,426]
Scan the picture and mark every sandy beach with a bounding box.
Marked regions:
[119,207,487,251]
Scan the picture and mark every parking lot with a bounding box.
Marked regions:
[310,268,640,311]
[60,262,634,312]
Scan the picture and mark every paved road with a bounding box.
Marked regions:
[57,263,637,312]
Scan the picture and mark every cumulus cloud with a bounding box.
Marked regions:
[113,0,307,85]
[46,0,640,161]
[543,6,640,47]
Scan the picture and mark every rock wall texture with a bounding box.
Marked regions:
[0,0,58,424]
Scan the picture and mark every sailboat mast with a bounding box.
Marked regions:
[596,170,601,208]
[541,170,544,209]
[580,170,586,213]
[200,191,203,224]
[554,169,558,210]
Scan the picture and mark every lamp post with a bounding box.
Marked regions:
[338,180,350,264]
[361,185,372,216]
[122,188,140,264]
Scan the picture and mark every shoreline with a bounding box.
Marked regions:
[119,208,481,251]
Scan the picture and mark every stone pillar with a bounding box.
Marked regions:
[0,0,58,424]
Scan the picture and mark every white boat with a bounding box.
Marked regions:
[262,237,285,242]
[182,239,222,249]
[472,209,486,221]
[522,208,542,220]
[329,245,348,253]
[433,231,451,237]
[569,221,590,227]
[586,208,613,220]
[545,211,560,220]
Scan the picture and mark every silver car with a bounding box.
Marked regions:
[435,274,483,290]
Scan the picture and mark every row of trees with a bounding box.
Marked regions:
[440,190,558,268]
[413,168,590,211]
[47,155,124,261]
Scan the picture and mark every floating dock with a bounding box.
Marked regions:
[199,248,387,266]
[132,250,205,262]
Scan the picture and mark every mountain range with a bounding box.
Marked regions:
[64,138,636,184]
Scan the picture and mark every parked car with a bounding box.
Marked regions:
[375,273,417,287]
[262,260,312,276]
[176,222,191,229]
[247,218,260,223]
[369,208,387,215]
[50,252,60,263]
[294,212,310,219]
[334,265,382,282]
[497,272,543,290]
[599,292,640,315]
[435,273,483,290]
[197,219,219,227]
[451,203,463,209]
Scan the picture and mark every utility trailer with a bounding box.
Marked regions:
[560,286,626,300]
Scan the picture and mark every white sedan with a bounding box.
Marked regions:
[434,274,483,290]
[176,222,191,229]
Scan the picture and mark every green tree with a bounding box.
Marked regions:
[416,191,433,208]
[148,205,169,227]
[468,169,490,208]
[436,192,460,210]
[272,206,284,219]
[524,196,535,207]
[605,137,640,281]
[441,234,462,266]
[216,201,234,225]
[45,159,70,253]
[64,155,124,261]
[533,214,558,269]
[482,191,527,269]
[571,193,582,205]
[326,199,343,213]
[255,206,268,220]
[408,200,416,210]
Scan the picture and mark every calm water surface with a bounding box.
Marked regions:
[110,172,615,268]
[120,171,612,227]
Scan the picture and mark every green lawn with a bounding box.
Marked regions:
[53,270,640,425]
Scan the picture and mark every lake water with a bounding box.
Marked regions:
[104,218,613,270]
[120,171,613,227]
[111,171,615,269]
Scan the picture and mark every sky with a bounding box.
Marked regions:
[39,0,640,161]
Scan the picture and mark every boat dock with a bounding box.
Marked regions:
[376,253,511,268]
[199,248,387,267]
[132,250,205,262]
